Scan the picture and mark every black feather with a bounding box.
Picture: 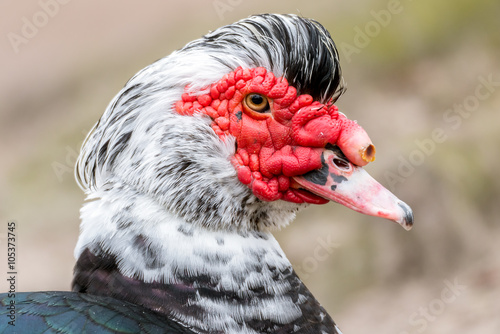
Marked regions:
[0,292,195,333]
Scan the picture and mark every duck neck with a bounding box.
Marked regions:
[73,181,338,333]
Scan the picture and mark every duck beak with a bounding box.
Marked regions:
[292,146,413,230]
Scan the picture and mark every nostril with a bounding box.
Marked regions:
[333,158,350,170]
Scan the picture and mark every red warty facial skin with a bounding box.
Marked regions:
[175,67,375,204]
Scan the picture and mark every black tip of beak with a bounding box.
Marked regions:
[398,201,414,231]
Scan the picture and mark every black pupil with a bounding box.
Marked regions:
[251,94,264,106]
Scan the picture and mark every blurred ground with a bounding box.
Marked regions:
[1,0,499,333]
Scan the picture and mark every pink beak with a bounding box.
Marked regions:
[292,146,413,230]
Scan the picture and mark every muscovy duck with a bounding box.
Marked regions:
[0,14,413,334]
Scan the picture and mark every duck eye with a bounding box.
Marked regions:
[244,93,269,113]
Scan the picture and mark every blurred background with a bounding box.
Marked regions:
[1,0,499,332]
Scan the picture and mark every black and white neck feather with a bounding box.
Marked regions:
[74,14,343,334]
